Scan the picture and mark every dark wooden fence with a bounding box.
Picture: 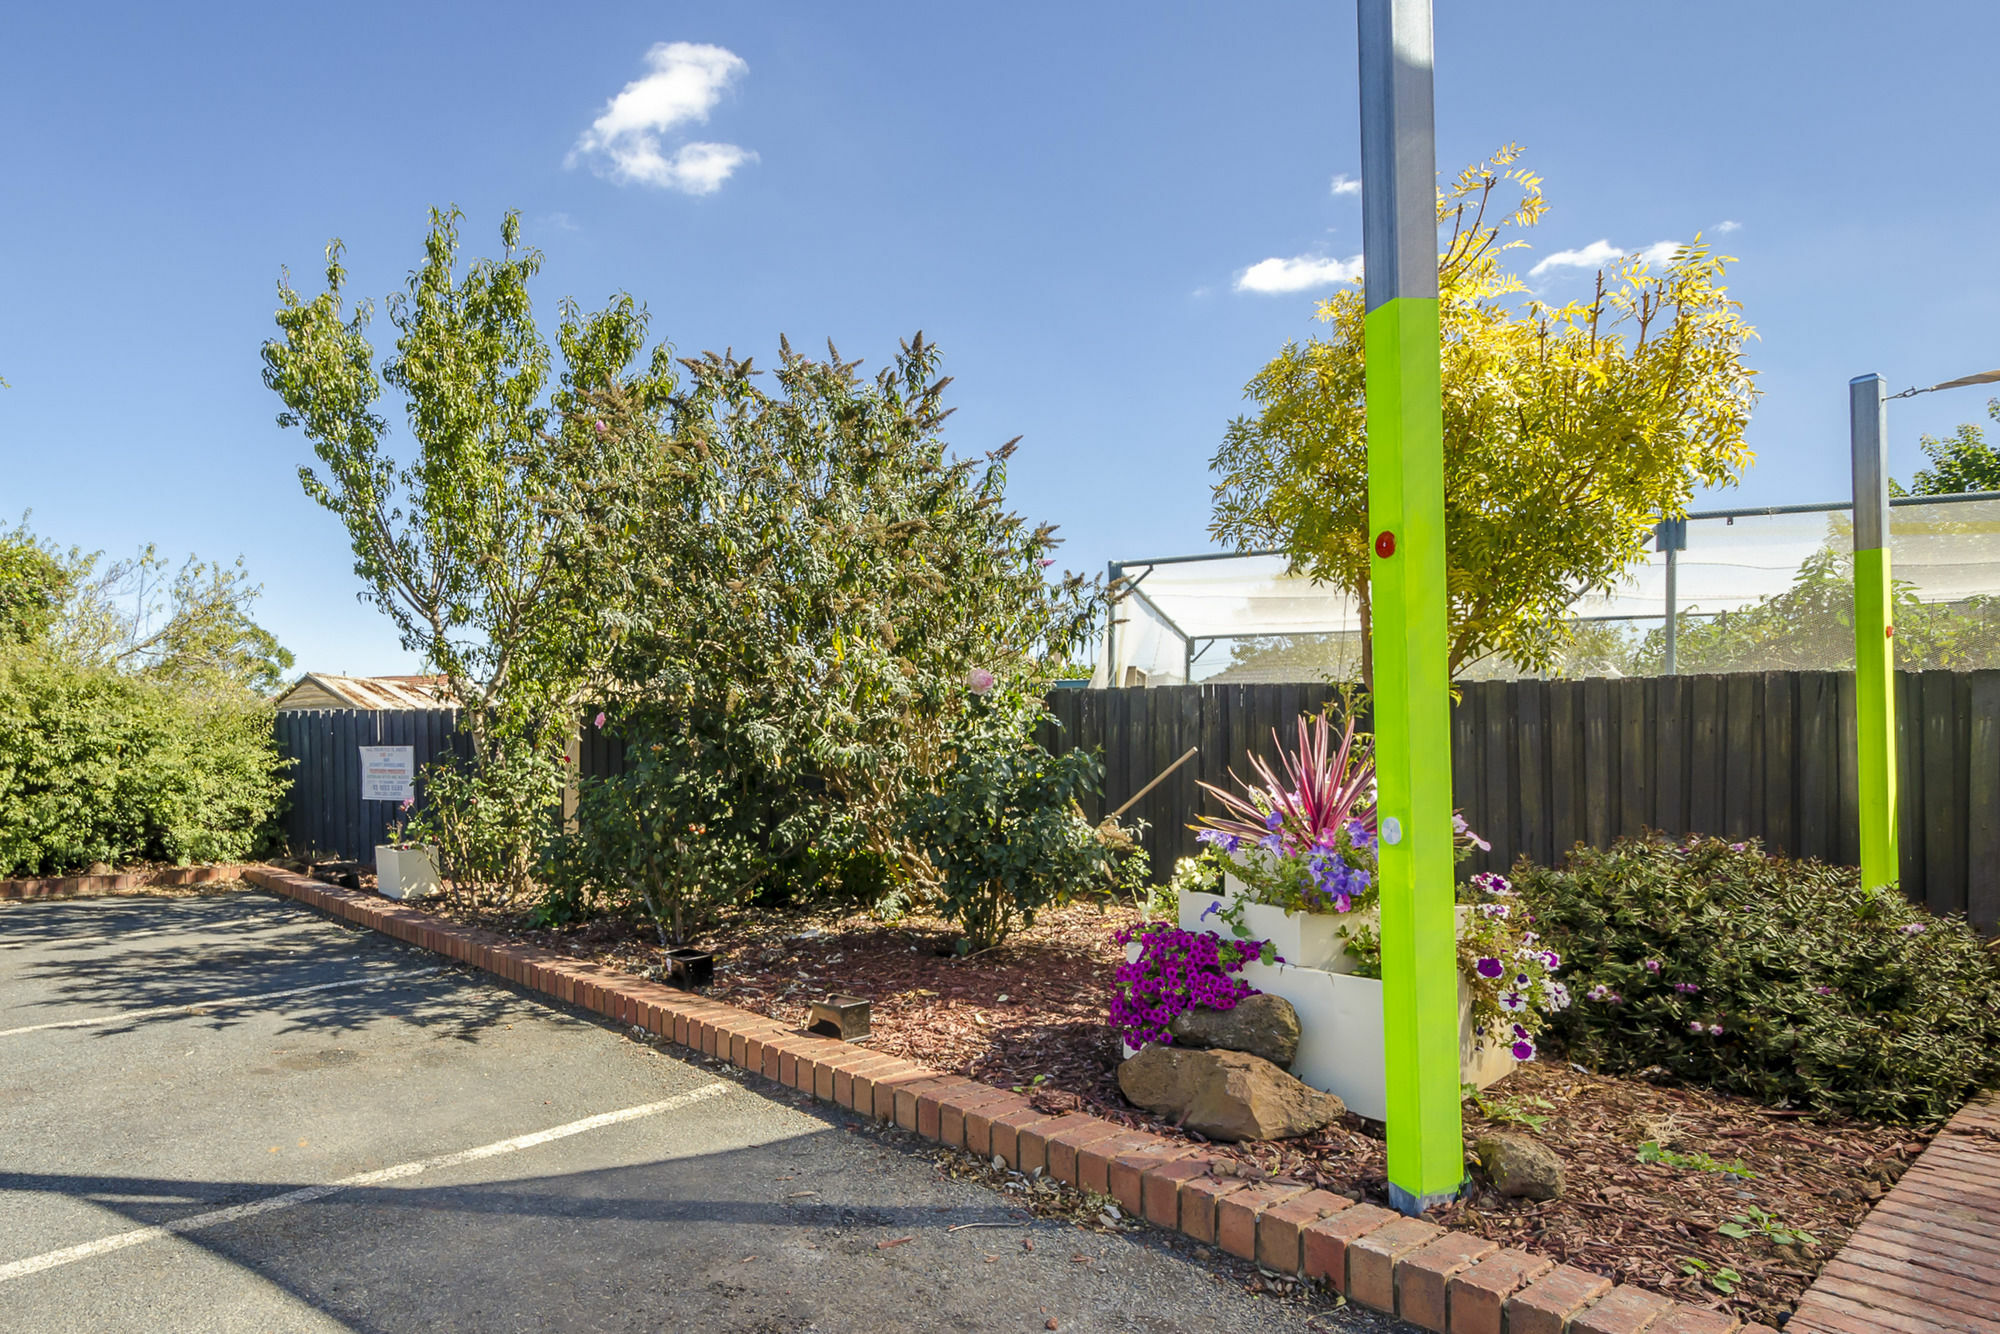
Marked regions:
[1040,672,2000,933]
[273,708,471,864]
[271,671,2000,931]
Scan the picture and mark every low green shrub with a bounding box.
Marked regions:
[902,703,1115,951]
[1518,834,2000,1124]
[0,648,288,875]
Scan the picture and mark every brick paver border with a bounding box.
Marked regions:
[2,863,252,901]
[241,865,1775,1333]
[1786,1089,2000,1334]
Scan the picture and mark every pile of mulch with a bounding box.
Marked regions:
[428,894,1930,1326]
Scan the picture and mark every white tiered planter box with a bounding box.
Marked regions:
[1157,870,1513,1122]
[373,844,440,901]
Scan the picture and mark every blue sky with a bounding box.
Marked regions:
[3,1,1996,675]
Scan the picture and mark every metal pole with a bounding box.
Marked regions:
[1656,518,1686,675]
[1358,0,1463,1215]
[1105,561,1120,688]
[1850,374,1899,895]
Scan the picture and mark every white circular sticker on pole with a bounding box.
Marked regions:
[1380,816,1403,846]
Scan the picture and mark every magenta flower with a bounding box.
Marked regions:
[1813,985,1837,997]
[1673,982,1700,995]
[1643,959,1662,974]
[1707,1023,1725,1036]
[1688,1020,1705,1034]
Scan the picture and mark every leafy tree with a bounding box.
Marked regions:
[262,207,675,900]
[0,518,73,648]
[1893,397,2000,496]
[576,335,1097,914]
[1210,148,1759,680]
[1,517,291,694]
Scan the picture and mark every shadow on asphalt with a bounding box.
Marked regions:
[2,893,530,1047]
[1,1109,1386,1334]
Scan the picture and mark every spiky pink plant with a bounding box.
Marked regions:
[1195,713,1375,854]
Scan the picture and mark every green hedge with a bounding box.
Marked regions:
[0,649,288,876]
[1519,835,2000,1124]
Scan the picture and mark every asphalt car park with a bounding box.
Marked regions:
[0,886,1398,1333]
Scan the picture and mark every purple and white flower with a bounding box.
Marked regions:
[1475,957,1505,980]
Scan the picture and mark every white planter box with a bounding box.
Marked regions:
[374,845,440,901]
[1165,882,1513,1122]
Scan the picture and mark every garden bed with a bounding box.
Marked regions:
[419,892,1937,1325]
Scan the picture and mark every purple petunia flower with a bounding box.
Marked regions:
[1453,813,1493,852]
[1475,957,1504,979]
[1478,903,1511,918]
[1511,1037,1536,1061]
[1539,950,1562,971]
[1500,990,1528,1012]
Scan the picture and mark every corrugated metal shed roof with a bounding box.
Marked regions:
[274,673,455,710]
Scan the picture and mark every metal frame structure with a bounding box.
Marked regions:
[1104,488,2000,686]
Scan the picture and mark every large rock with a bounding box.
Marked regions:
[1117,1045,1345,1142]
[1167,994,1300,1070]
[1475,1132,1564,1200]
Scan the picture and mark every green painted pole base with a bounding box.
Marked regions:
[1854,544,1898,894]
[1365,295,1466,1210]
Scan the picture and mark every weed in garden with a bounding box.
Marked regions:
[1677,1257,1743,1294]
[1637,1140,1756,1179]
[1472,1090,1556,1132]
[1716,1204,1818,1249]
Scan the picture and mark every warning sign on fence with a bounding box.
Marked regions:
[359,746,415,803]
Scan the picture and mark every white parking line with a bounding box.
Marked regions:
[0,968,443,1038]
[0,1082,736,1284]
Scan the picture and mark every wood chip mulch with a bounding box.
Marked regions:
[429,894,1934,1326]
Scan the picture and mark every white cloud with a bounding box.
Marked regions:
[1235,254,1364,294]
[569,42,757,193]
[1528,238,1682,277]
[1329,173,1362,197]
[1528,239,1621,277]
[1716,219,1742,233]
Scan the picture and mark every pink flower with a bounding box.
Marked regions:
[1707,1023,1725,1036]
[966,667,995,695]
[594,711,607,729]
[593,420,607,434]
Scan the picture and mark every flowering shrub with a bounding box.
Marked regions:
[1518,834,2000,1124]
[1109,921,1277,1050]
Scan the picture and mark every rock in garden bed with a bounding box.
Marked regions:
[1116,1045,1343,1141]
[424,894,1937,1327]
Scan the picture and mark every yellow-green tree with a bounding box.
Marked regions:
[1210,148,1759,679]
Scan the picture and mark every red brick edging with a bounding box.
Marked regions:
[1786,1089,2000,1334]
[241,865,1772,1333]
[1,863,252,902]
